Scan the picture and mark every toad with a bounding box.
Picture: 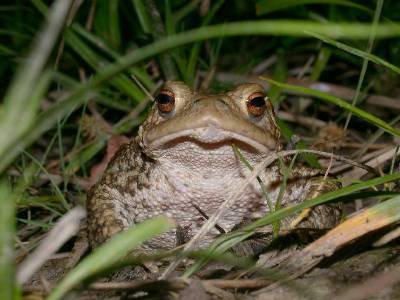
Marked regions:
[87,81,340,250]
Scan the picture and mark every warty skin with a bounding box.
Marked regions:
[87,81,340,250]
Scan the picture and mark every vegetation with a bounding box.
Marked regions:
[1,0,400,299]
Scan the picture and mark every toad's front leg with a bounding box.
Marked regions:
[272,165,341,232]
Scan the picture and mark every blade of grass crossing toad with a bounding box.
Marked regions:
[47,216,174,300]
[185,172,400,276]
[232,144,273,211]
[275,119,321,168]
[264,78,400,137]
[248,172,400,230]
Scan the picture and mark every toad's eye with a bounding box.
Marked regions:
[247,92,266,117]
[156,89,175,113]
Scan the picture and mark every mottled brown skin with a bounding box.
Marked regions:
[87,81,340,250]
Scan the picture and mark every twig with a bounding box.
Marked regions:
[330,146,389,174]
[16,207,86,285]
[342,146,399,184]
[277,110,327,128]
[88,278,270,291]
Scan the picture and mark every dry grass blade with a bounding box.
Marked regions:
[278,195,400,278]
[89,278,271,294]
[342,146,399,183]
[89,278,186,292]
[16,206,86,285]
[373,225,400,247]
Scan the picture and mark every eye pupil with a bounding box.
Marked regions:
[249,96,265,107]
[156,89,175,113]
[156,93,173,104]
[247,92,267,117]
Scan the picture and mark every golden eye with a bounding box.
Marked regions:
[156,88,175,113]
[247,92,266,117]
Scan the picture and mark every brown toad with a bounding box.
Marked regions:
[87,81,340,250]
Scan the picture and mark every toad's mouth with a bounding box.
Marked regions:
[145,126,271,153]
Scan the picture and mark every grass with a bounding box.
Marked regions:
[47,216,174,300]
[1,0,400,299]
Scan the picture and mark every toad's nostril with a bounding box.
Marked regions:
[215,98,229,111]
[216,98,227,105]
[192,98,229,112]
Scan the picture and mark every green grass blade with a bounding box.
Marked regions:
[310,47,332,80]
[264,78,400,137]
[306,31,400,74]
[144,0,178,79]
[269,50,287,103]
[22,151,69,210]
[0,43,16,56]
[0,178,16,300]
[131,0,152,34]
[343,0,383,131]
[72,24,155,90]
[65,137,107,175]
[64,30,145,102]
[174,0,202,23]
[47,216,174,300]
[256,0,371,15]
[108,0,121,49]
